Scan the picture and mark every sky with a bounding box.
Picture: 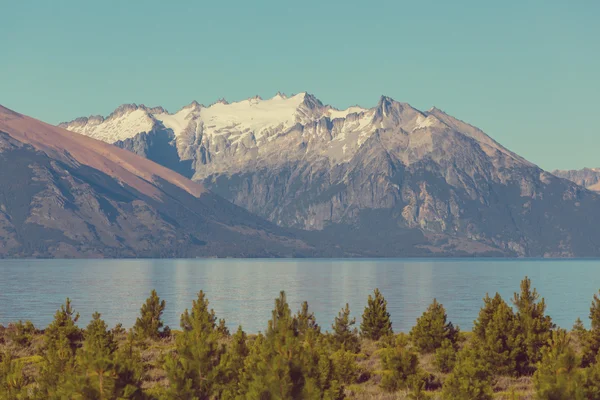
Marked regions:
[1,0,598,171]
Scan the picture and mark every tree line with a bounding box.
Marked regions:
[1,277,600,399]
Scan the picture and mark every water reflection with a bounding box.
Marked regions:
[0,259,599,332]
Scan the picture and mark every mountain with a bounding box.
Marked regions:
[59,93,600,257]
[553,168,600,192]
[0,104,322,258]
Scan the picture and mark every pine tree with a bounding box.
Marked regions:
[442,344,493,400]
[360,289,393,341]
[379,343,420,392]
[37,298,82,397]
[330,303,360,353]
[296,301,320,336]
[533,329,586,400]
[410,299,459,353]
[582,290,600,367]
[472,293,524,375]
[216,326,249,399]
[512,276,554,373]
[73,312,118,399]
[434,339,456,373]
[133,290,166,341]
[163,290,224,399]
[0,351,28,400]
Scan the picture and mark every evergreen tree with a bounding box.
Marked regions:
[472,293,524,375]
[0,351,28,400]
[37,298,82,397]
[582,290,600,367]
[296,301,320,336]
[533,329,586,400]
[163,290,224,399]
[434,339,456,373]
[330,304,360,353]
[360,289,392,341]
[133,289,166,341]
[512,277,554,373]
[216,326,249,399]
[442,345,493,400]
[379,343,420,392]
[410,299,458,353]
[73,312,118,399]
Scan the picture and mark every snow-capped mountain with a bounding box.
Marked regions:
[60,93,600,257]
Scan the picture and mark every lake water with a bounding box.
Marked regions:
[0,259,598,333]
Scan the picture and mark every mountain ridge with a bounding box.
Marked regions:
[56,93,600,257]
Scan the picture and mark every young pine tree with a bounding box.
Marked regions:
[360,289,393,341]
[442,344,493,400]
[73,312,118,399]
[0,351,28,399]
[216,326,249,399]
[330,303,360,353]
[512,277,555,373]
[133,289,166,341]
[37,298,83,396]
[410,299,459,353]
[472,293,523,375]
[533,329,586,400]
[581,290,600,367]
[163,290,224,399]
[379,343,420,392]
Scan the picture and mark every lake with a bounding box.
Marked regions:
[0,259,598,333]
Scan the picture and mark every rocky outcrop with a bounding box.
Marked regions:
[553,168,600,191]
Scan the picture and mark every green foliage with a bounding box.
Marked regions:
[216,326,248,399]
[330,348,359,384]
[533,329,586,400]
[434,339,456,373]
[472,293,524,376]
[410,299,459,354]
[0,352,28,400]
[442,345,493,400]
[360,289,392,341]
[163,290,224,400]
[330,303,360,353]
[133,289,166,341]
[37,298,82,397]
[512,276,555,373]
[581,290,600,367]
[379,344,419,392]
[5,321,37,349]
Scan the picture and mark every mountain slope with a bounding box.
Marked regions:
[60,94,600,257]
[0,105,317,258]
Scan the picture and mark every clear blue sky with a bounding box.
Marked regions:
[1,0,598,170]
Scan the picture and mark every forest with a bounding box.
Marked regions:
[1,276,599,399]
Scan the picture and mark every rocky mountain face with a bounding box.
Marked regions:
[553,168,600,191]
[59,93,600,257]
[0,105,321,258]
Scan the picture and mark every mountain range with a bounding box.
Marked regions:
[54,92,600,257]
